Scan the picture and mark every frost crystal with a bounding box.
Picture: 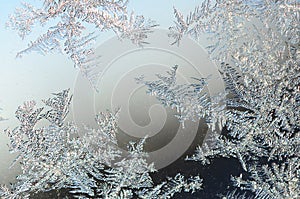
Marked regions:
[137,173,202,199]
[136,65,226,130]
[0,184,29,199]
[4,0,299,198]
[8,0,158,89]
[231,158,299,199]
[137,0,300,198]
[2,89,202,198]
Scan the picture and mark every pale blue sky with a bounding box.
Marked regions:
[0,0,204,184]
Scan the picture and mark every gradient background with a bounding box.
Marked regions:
[0,0,206,185]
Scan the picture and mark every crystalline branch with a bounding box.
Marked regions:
[7,0,158,89]
[1,89,203,198]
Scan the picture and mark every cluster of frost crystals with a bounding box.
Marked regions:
[1,89,99,197]
[231,157,299,199]
[136,65,226,130]
[7,0,157,89]
[137,174,202,199]
[221,189,260,199]
[0,184,29,199]
[99,137,203,199]
[1,89,202,198]
[169,0,299,63]
[139,0,300,198]
[97,138,156,198]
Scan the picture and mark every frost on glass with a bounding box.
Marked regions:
[3,0,299,198]
[136,65,226,130]
[7,0,158,90]
[137,0,299,198]
[221,189,271,199]
[231,158,299,199]
[0,89,202,198]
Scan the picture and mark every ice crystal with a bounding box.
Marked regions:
[3,89,102,197]
[0,184,29,199]
[137,173,202,199]
[136,65,226,130]
[4,0,299,198]
[135,0,300,198]
[2,89,202,198]
[7,0,157,89]
[41,88,72,126]
[222,188,273,199]
[222,189,252,199]
[100,138,203,198]
[169,0,300,63]
[231,158,299,199]
[96,137,155,198]
[169,0,299,160]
